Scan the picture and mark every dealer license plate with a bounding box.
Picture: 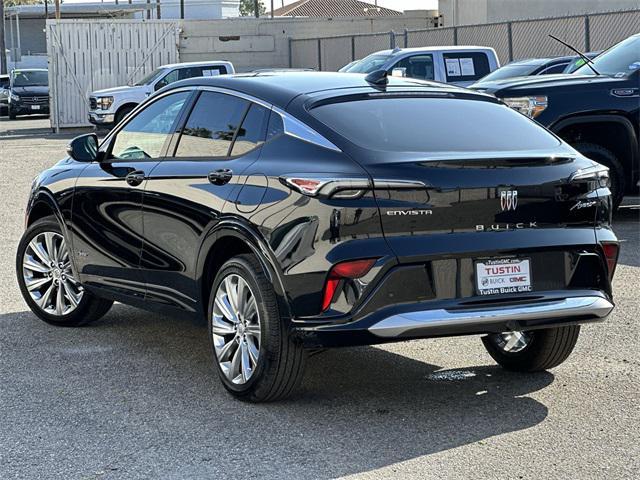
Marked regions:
[476,258,532,296]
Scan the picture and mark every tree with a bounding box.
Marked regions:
[5,0,43,7]
[239,0,265,17]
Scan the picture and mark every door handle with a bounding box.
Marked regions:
[208,168,233,185]
[125,170,146,187]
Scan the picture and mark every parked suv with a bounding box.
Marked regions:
[0,74,9,115]
[7,69,49,119]
[17,72,617,402]
[340,46,499,86]
[472,34,640,207]
[88,61,234,127]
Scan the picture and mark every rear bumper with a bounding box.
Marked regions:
[293,290,613,347]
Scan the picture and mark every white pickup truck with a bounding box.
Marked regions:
[88,60,235,127]
[340,46,499,87]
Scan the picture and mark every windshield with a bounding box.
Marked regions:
[134,68,165,86]
[310,97,560,154]
[478,63,539,82]
[12,70,48,87]
[342,54,392,74]
[574,35,640,76]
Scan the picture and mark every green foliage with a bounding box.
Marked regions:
[5,0,44,7]
[239,0,266,17]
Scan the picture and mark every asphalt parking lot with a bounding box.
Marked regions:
[1,116,639,480]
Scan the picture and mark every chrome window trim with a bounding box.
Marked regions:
[272,107,341,153]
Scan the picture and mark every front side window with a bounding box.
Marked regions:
[175,91,248,158]
[155,69,180,90]
[443,52,491,82]
[392,55,435,81]
[310,97,561,154]
[110,91,190,160]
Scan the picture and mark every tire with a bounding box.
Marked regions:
[114,105,136,125]
[574,142,625,209]
[8,107,16,120]
[482,325,581,372]
[16,216,113,327]
[208,254,306,402]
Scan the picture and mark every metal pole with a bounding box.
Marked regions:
[156,0,161,19]
[507,22,513,61]
[317,38,321,71]
[9,10,13,69]
[54,0,60,21]
[288,37,292,67]
[15,11,19,57]
[271,0,274,18]
[254,0,259,18]
[180,0,184,19]
[389,30,394,49]
[584,15,591,51]
[0,0,6,74]
[44,0,48,19]
[351,35,355,61]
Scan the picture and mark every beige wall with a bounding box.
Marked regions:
[438,0,640,26]
[179,12,438,71]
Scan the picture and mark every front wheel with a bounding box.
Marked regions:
[16,217,113,327]
[208,254,306,402]
[482,325,581,372]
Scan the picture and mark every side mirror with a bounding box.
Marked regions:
[391,68,407,77]
[67,133,98,162]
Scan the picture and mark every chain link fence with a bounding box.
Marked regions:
[290,9,640,70]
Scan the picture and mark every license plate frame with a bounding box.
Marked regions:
[475,258,532,296]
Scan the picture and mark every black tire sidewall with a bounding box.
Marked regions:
[16,217,94,326]
[207,255,280,397]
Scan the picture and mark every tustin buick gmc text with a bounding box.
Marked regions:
[16,71,618,402]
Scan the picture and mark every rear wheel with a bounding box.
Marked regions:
[482,325,581,371]
[208,254,306,402]
[16,217,113,327]
[574,142,625,208]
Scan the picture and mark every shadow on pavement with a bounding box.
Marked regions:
[613,207,639,268]
[0,306,553,478]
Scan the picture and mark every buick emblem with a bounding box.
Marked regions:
[500,190,518,211]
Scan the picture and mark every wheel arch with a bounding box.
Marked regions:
[196,219,292,322]
[551,114,639,185]
[114,102,139,122]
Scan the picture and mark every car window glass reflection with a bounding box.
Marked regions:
[175,91,248,158]
[230,104,270,156]
[110,91,189,160]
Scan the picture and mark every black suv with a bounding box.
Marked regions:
[7,68,50,119]
[17,72,618,401]
[472,34,640,207]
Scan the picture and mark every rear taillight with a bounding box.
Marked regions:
[601,242,619,281]
[322,258,377,312]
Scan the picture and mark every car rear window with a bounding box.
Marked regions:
[309,97,561,154]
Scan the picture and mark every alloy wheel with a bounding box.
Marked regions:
[22,231,84,316]
[212,274,261,384]
[490,331,532,353]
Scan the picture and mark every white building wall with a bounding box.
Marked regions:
[131,0,240,20]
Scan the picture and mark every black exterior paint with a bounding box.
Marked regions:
[23,72,617,347]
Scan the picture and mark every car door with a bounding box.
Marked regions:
[141,89,271,314]
[71,90,192,302]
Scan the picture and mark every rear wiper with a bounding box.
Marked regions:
[548,35,600,75]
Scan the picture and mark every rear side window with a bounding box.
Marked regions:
[176,91,248,157]
[443,52,491,82]
[230,104,270,156]
[309,97,560,154]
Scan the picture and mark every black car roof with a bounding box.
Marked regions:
[163,71,488,109]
